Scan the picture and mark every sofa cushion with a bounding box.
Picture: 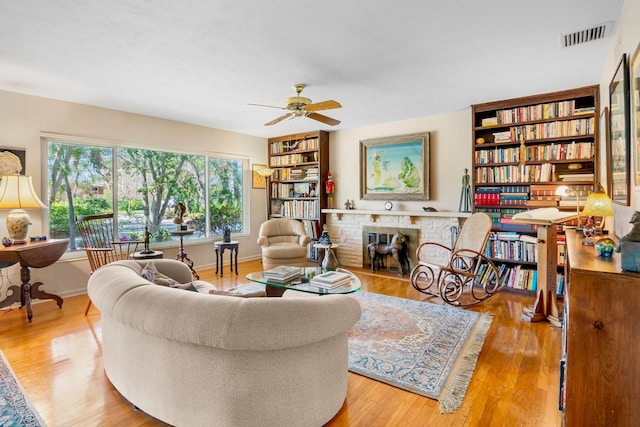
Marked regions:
[142,261,196,291]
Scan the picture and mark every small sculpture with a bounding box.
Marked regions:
[325,171,335,209]
[2,236,13,247]
[344,200,352,210]
[616,211,640,252]
[173,202,186,225]
[140,227,153,254]
[318,224,332,246]
[459,168,472,213]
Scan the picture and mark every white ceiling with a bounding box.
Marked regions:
[0,1,625,138]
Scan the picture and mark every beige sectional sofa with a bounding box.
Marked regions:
[87,259,361,427]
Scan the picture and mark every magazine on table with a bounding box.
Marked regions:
[310,271,352,288]
[262,266,302,281]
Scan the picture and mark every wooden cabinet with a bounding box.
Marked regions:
[562,230,640,426]
[267,130,329,262]
[471,86,600,294]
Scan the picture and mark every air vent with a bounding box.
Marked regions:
[561,21,614,48]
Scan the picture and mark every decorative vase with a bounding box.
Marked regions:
[2,237,13,247]
[594,237,616,257]
[322,248,339,272]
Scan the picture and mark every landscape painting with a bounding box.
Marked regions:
[360,132,430,200]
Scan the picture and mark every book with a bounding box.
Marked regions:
[512,208,576,225]
[309,271,352,288]
[262,266,302,282]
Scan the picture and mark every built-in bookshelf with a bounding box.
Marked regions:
[267,130,330,262]
[472,85,600,296]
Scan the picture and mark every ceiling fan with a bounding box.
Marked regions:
[249,84,342,126]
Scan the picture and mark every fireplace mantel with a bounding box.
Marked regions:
[322,209,471,224]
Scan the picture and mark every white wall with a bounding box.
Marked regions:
[329,110,471,212]
[0,89,268,299]
[599,0,640,237]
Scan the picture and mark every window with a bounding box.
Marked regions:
[45,136,247,251]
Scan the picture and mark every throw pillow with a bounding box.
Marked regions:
[140,261,158,281]
[152,271,198,291]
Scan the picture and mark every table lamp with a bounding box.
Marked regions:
[580,186,614,246]
[0,175,47,243]
[256,168,275,220]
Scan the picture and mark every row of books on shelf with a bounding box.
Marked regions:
[485,233,538,263]
[270,182,318,198]
[475,183,595,208]
[516,118,595,140]
[270,199,319,218]
[269,137,319,154]
[476,141,594,164]
[484,263,565,295]
[270,152,316,166]
[475,163,556,184]
[271,167,318,181]
[480,101,592,127]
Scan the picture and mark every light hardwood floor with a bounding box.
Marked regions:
[0,259,563,426]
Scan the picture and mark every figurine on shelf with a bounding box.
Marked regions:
[344,200,352,210]
[348,199,355,210]
[459,168,472,213]
[325,171,335,209]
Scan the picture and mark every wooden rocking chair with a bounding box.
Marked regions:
[409,212,505,306]
[75,213,142,315]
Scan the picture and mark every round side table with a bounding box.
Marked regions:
[131,250,163,260]
[214,240,239,277]
[169,229,199,279]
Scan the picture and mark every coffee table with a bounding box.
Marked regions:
[246,267,361,297]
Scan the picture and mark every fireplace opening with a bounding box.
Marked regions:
[362,227,418,275]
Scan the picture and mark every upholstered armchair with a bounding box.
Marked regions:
[257,218,312,269]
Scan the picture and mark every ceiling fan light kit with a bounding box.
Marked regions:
[249,84,342,126]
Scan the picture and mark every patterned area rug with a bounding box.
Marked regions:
[348,292,493,413]
[0,350,45,426]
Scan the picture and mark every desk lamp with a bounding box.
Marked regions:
[580,186,614,246]
[0,175,47,243]
[555,185,581,228]
[256,168,275,220]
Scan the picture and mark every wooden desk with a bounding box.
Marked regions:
[562,230,640,426]
[0,239,69,322]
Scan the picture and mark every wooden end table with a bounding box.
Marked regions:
[0,239,69,322]
[169,230,199,279]
[214,240,238,277]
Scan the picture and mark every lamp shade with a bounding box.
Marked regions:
[256,168,275,177]
[0,175,47,209]
[0,175,47,243]
[582,190,614,218]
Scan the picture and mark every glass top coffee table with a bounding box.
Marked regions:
[246,267,361,297]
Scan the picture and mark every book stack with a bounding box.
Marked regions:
[310,271,352,289]
[262,266,302,283]
[289,169,304,180]
[481,116,498,127]
[304,167,319,180]
[527,184,559,207]
[493,131,512,143]
[558,172,594,182]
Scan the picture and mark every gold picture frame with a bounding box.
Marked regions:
[252,163,268,189]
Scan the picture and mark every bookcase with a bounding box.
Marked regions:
[471,85,600,295]
[267,130,329,262]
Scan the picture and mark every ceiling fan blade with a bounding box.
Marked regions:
[265,112,294,126]
[305,100,342,112]
[248,103,286,110]
[307,112,341,126]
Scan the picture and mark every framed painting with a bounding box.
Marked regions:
[601,106,610,192]
[632,43,640,188]
[0,147,25,175]
[252,163,268,189]
[360,132,430,201]
[608,53,631,205]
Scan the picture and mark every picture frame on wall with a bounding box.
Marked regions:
[601,106,610,192]
[631,43,640,189]
[252,163,268,189]
[360,132,430,201]
[608,53,631,205]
